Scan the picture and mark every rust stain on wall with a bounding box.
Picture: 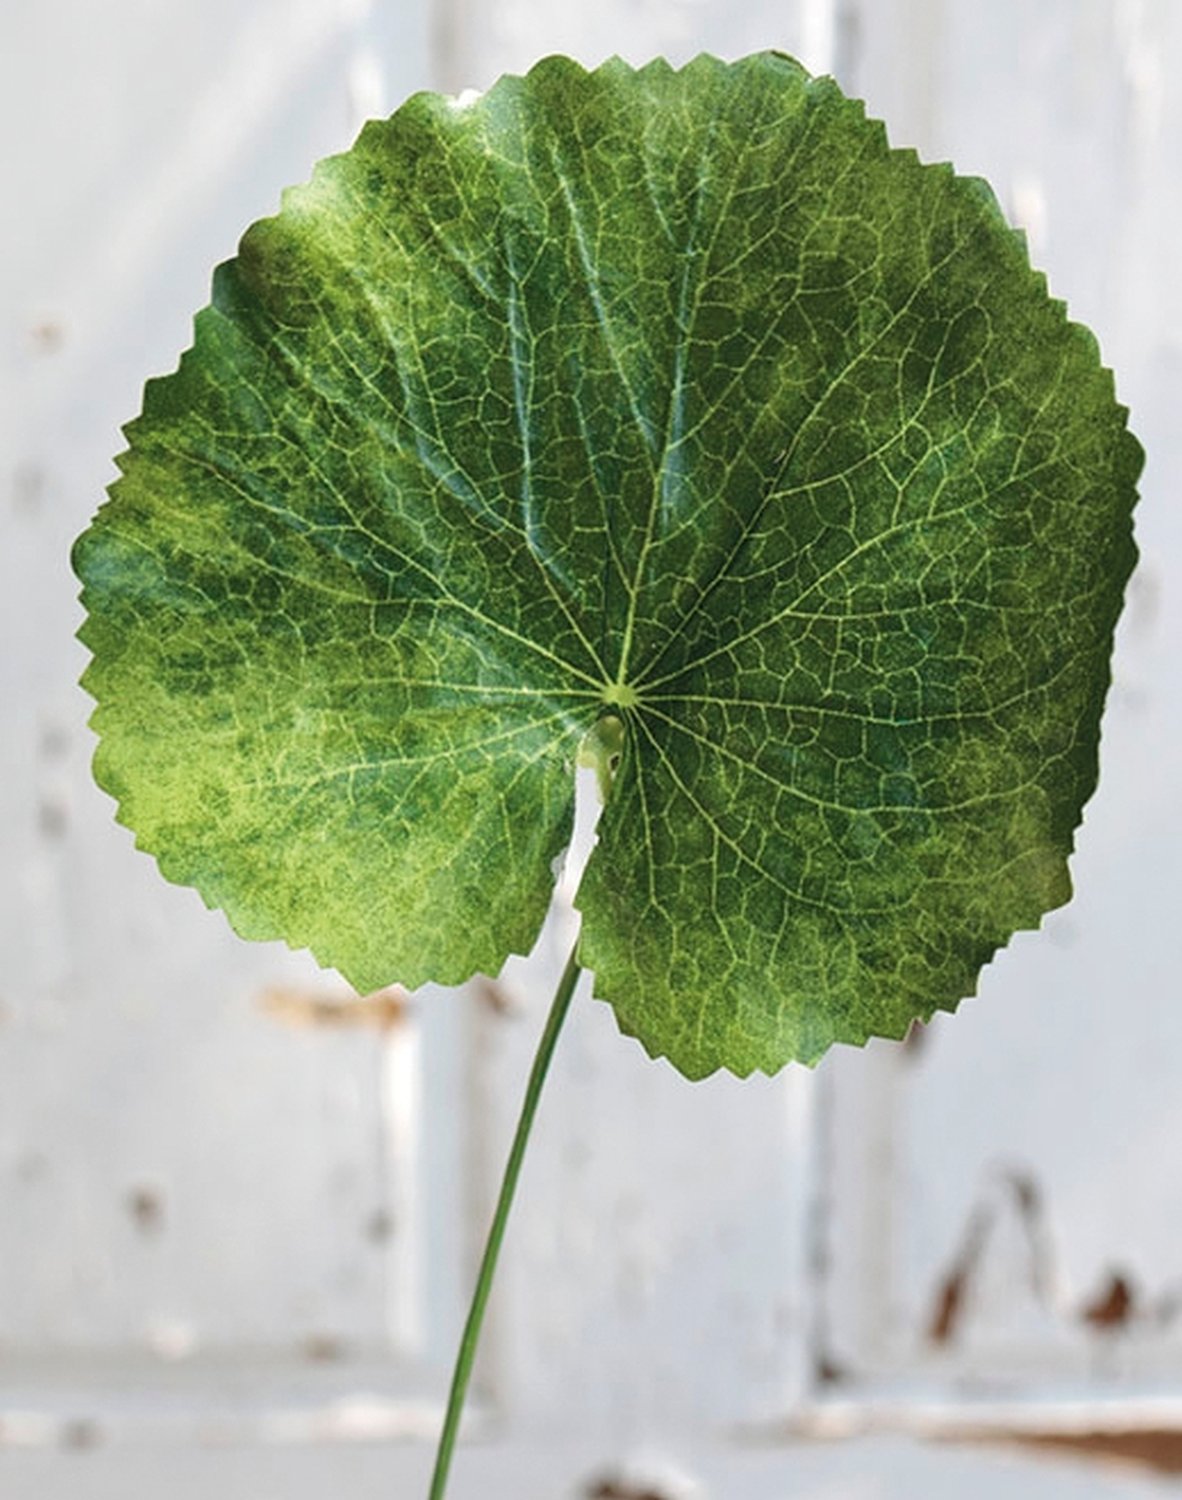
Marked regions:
[926,1169,1053,1345]
[928,1263,970,1346]
[585,1482,675,1500]
[925,1165,1182,1350]
[983,1430,1182,1477]
[259,985,408,1031]
[1080,1270,1136,1331]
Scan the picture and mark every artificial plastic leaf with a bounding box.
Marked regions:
[74,52,1140,1078]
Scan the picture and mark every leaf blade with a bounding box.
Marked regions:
[75,52,1140,1073]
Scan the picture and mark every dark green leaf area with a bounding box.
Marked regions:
[74,52,1139,1075]
[580,649,1106,1076]
[79,509,580,989]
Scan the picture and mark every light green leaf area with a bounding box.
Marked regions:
[74,52,1140,1078]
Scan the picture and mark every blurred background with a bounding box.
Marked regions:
[3,1,1181,1495]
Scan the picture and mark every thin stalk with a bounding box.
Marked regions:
[427,939,582,1500]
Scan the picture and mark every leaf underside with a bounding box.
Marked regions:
[74,52,1140,1078]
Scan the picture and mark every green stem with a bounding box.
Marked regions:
[427,939,582,1500]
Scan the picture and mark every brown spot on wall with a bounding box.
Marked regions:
[585,1481,675,1500]
[474,977,519,1016]
[926,1168,1055,1345]
[260,985,408,1031]
[29,320,65,354]
[303,1332,347,1362]
[127,1184,165,1234]
[927,1201,992,1346]
[929,1265,970,1345]
[815,1354,849,1385]
[1081,1270,1136,1332]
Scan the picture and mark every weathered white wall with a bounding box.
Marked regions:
[2,0,446,1360]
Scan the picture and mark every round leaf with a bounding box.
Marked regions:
[74,53,1141,1078]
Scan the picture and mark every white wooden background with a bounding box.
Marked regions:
[2,1,1181,1495]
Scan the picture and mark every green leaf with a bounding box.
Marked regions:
[74,52,1140,1078]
